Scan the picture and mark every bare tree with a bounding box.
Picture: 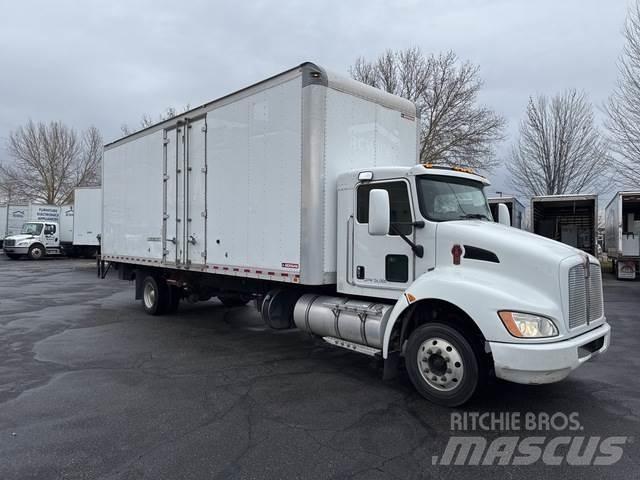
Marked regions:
[0,120,102,205]
[121,105,191,136]
[350,48,506,170]
[508,90,610,196]
[604,1,640,187]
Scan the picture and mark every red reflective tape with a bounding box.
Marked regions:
[255,270,262,274]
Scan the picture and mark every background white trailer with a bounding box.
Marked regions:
[68,187,102,256]
[605,191,640,280]
[102,63,417,285]
[488,196,526,229]
[531,194,598,256]
[59,205,74,244]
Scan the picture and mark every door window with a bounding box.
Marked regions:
[357,181,412,235]
[44,224,56,235]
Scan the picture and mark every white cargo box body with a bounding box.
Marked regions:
[0,205,6,238]
[73,187,102,246]
[59,205,74,243]
[605,191,640,258]
[6,205,29,236]
[29,203,60,223]
[102,63,418,285]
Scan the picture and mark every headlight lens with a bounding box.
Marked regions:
[498,311,558,338]
[17,241,30,246]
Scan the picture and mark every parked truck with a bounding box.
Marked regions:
[488,196,526,229]
[605,191,640,280]
[531,194,598,256]
[3,188,102,259]
[100,63,609,406]
[1,203,59,249]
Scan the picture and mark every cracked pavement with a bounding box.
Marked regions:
[0,255,638,479]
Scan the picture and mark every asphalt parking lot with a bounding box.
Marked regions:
[0,255,638,479]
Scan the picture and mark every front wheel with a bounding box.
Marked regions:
[28,245,45,260]
[405,323,483,407]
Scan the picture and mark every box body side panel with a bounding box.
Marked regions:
[205,76,302,274]
[102,130,164,260]
[73,188,102,246]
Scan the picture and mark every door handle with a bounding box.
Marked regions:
[167,237,176,244]
[188,235,196,245]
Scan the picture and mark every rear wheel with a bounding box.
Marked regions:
[28,244,45,260]
[405,322,483,407]
[142,275,169,315]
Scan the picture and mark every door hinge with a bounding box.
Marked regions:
[201,210,207,218]
[163,138,170,145]
[201,165,207,174]
[201,124,207,133]
[163,213,170,220]
[163,174,170,181]
[201,251,207,258]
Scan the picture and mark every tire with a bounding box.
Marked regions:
[218,294,252,307]
[28,244,45,260]
[6,253,21,260]
[405,322,484,407]
[141,275,169,315]
[261,289,300,329]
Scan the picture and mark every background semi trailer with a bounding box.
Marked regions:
[605,191,640,280]
[100,63,609,407]
[531,194,598,256]
[488,196,526,229]
[3,188,102,259]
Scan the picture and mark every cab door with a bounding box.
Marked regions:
[351,179,416,294]
[43,223,58,248]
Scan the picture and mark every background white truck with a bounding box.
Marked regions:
[0,203,61,248]
[488,196,526,229]
[100,62,609,406]
[605,191,640,280]
[3,187,102,259]
[531,194,598,256]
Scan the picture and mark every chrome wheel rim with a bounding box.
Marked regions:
[31,247,43,258]
[417,337,464,391]
[143,282,156,309]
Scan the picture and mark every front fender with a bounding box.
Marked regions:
[381,266,563,358]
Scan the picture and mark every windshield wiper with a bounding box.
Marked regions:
[459,213,491,220]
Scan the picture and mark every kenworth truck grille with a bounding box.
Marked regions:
[4,239,15,247]
[568,263,604,329]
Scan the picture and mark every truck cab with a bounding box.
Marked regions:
[3,221,61,259]
[294,164,610,405]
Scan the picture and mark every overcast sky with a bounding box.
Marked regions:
[0,0,632,195]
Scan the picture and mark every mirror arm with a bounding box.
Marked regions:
[390,224,424,258]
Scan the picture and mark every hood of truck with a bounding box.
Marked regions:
[4,234,36,242]
[436,220,585,266]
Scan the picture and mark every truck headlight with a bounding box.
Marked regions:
[17,241,30,246]
[498,311,558,338]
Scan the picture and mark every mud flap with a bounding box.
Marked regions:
[383,351,400,381]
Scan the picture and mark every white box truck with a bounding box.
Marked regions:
[531,194,598,256]
[605,191,640,280]
[100,63,609,406]
[3,189,101,259]
[488,196,526,229]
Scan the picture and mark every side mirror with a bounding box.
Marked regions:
[368,189,390,235]
[498,203,511,226]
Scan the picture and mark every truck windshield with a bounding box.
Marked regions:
[416,175,492,222]
[21,223,43,235]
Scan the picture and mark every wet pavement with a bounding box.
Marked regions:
[0,255,638,479]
